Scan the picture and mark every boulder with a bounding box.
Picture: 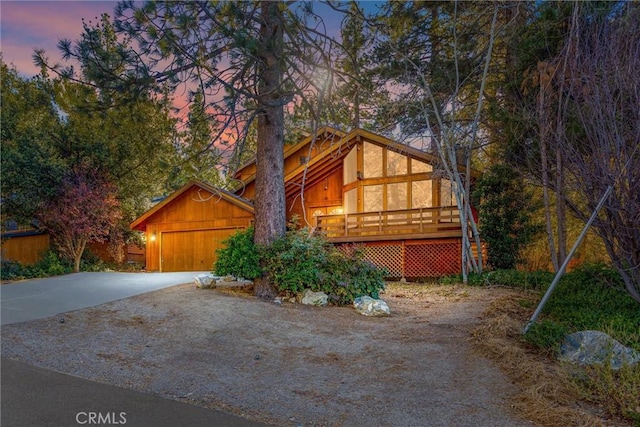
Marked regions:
[353,296,390,316]
[300,289,328,306]
[559,330,640,370]
[194,274,218,289]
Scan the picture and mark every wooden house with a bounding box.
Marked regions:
[130,181,254,272]
[132,127,482,277]
[234,126,480,278]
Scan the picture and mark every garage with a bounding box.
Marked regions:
[160,229,239,272]
[130,181,254,272]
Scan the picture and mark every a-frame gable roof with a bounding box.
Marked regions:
[234,127,446,191]
[130,180,254,231]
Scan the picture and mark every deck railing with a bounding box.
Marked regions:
[314,206,463,242]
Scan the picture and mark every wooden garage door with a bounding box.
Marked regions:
[161,229,238,272]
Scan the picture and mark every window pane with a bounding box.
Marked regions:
[343,147,358,184]
[441,179,454,206]
[387,150,407,176]
[344,188,358,214]
[363,185,383,212]
[411,158,433,173]
[363,142,383,178]
[387,182,407,210]
[412,180,432,208]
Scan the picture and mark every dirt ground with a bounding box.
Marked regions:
[1,282,538,426]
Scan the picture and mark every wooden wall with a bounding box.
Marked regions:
[142,186,254,272]
[1,233,50,265]
[287,168,343,226]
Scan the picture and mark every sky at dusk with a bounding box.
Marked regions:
[1,1,119,76]
[1,1,383,78]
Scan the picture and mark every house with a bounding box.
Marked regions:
[130,181,254,272]
[131,127,483,277]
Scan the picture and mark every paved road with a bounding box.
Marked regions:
[1,272,267,427]
[1,271,206,325]
[1,357,267,427]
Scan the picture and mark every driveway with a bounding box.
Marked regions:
[0,271,206,325]
[1,271,270,427]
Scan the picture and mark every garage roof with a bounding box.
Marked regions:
[130,181,254,231]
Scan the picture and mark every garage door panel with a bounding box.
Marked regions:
[161,229,237,272]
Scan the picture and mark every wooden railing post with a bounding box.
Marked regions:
[344,213,348,237]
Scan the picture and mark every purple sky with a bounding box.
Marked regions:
[1,1,382,78]
[1,1,119,76]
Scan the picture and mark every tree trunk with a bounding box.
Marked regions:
[253,1,286,299]
[538,65,559,272]
[72,238,87,273]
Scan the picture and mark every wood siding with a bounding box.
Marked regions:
[141,185,253,272]
[1,233,50,265]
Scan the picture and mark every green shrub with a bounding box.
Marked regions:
[0,259,26,281]
[319,246,387,305]
[214,226,262,280]
[261,227,328,294]
[79,249,106,272]
[0,250,71,280]
[37,250,71,276]
[261,229,386,305]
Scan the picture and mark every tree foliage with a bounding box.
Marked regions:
[38,165,122,272]
[3,24,176,263]
[472,163,541,270]
[552,3,640,302]
[38,1,344,296]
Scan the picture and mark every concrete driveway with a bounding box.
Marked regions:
[0,272,206,325]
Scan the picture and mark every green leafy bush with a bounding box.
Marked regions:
[0,250,71,281]
[38,250,71,276]
[261,229,386,305]
[319,246,387,304]
[214,226,262,280]
[261,227,328,294]
[0,259,26,281]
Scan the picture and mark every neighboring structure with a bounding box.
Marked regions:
[0,225,50,266]
[130,181,254,272]
[132,127,484,277]
[0,224,144,267]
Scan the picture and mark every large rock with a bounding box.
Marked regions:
[353,296,390,316]
[194,274,218,289]
[559,330,640,370]
[300,289,328,306]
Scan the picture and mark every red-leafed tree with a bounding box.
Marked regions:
[38,165,122,273]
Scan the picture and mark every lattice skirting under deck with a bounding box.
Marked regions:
[336,239,463,279]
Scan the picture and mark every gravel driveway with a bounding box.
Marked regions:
[1,282,535,426]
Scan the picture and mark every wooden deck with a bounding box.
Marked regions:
[314,206,463,243]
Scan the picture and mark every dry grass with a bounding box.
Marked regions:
[472,292,634,427]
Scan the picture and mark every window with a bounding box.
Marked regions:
[387,182,407,210]
[441,179,454,206]
[343,147,358,184]
[412,180,432,208]
[387,150,407,176]
[363,185,383,212]
[344,188,358,214]
[363,143,383,178]
[411,158,432,173]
